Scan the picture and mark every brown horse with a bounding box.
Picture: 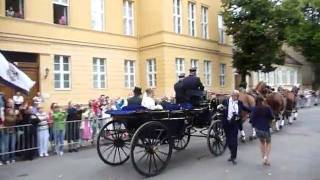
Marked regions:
[255,82,296,129]
[238,90,256,141]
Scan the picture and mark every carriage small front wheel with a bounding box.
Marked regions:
[207,120,227,156]
[97,120,131,166]
[130,121,173,177]
[173,126,191,151]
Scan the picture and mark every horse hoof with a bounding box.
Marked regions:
[289,122,292,125]
[279,126,283,130]
[293,118,297,121]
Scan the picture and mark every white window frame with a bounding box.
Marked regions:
[294,70,298,85]
[173,0,182,34]
[53,0,68,6]
[54,55,71,90]
[93,57,106,89]
[146,59,157,88]
[218,15,226,44]
[53,0,69,25]
[123,0,134,36]
[204,60,212,86]
[269,72,275,86]
[220,63,226,87]
[278,69,283,85]
[91,0,105,31]
[188,2,196,37]
[190,59,199,76]
[201,6,209,39]
[176,58,185,79]
[124,60,135,88]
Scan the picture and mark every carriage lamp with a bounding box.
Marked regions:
[44,68,50,79]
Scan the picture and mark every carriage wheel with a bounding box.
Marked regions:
[207,120,227,156]
[173,126,191,151]
[130,121,173,177]
[97,120,131,166]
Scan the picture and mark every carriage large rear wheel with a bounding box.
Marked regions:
[173,126,191,150]
[97,120,131,166]
[207,120,227,156]
[130,121,173,177]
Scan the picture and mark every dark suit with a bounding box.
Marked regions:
[127,96,142,106]
[182,75,204,106]
[222,98,251,160]
[174,80,185,104]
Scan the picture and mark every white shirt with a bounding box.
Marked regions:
[13,95,24,105]
[227,97,239,121]
[141,96,163,110]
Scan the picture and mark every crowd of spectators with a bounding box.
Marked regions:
[0,88,175,166]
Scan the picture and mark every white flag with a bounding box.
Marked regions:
[0,52,35,93]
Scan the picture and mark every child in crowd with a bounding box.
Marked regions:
[36,106,50,157]
[52,104,67,156]
[80,108,93,145]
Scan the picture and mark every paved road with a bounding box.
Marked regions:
[1,107,320,180]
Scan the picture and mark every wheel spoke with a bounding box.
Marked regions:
[157,150,169,156]
[120,147,129,157]
[113,147,117,163]
[137,151,148,163]
[106,146,116,160]
[101,144,114,153]
[117,148,122,162]
[148,153,152,174]
[152,154,159,172]
[154,152,165,164]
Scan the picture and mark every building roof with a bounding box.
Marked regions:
[285,54,303,66]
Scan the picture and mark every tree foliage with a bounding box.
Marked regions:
[285,0,320,88]
[221,0,300,87]
[285,0,320,63]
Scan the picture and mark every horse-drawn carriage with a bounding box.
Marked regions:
[96,101,226,177]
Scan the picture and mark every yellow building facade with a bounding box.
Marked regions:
[0,0,234,106]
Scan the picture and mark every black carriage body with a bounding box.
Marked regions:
[112,110,187,139]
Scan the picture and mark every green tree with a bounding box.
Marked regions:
[221,0,299,88]
[285,0,320,88]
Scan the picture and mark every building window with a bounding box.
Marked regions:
[188,2,196,37]
[282,70,287,85]
[278,69,283,85]
[5,0,24,18]
[201,6,209,39]
[176,58,185,79]
[204,61,212,86]
[190,59,199,76]
[218,15,226,44]
[54,55,70,90]
[147,59,157,88]
[124,60,135,88]
[93,58,106,89]
[173,0,182,34]
[123,0,134,36]
[294,70,298,85]
[91,0,104,31]
[53,0,69,25]
[269,72,275,86]
[220,64,226,87]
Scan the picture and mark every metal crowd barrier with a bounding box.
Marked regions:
[296,95,320,109]
[0,117,111,159]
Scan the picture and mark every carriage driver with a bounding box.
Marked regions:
[182,67,204,106]
[174,73,186,104]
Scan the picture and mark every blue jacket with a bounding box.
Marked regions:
[251,106,274,131]
[221,98,251,127]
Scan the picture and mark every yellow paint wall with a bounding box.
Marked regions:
[0,0,234,107]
